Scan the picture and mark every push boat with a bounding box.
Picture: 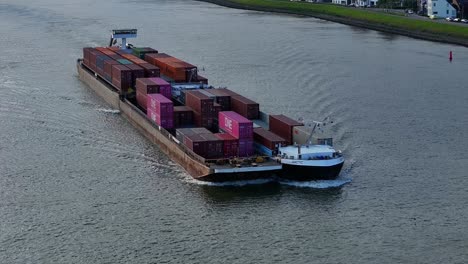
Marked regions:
[76,29,344,182]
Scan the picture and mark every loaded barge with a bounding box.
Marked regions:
[77,29,343,182]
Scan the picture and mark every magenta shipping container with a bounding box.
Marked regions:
[147,94,174,117]
[147,108,174,129]
[218,111,253,139]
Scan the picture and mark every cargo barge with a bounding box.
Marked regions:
[77,29,343,182]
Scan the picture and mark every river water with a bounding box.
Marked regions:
[1,0,467,263]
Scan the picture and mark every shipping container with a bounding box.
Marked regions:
[117,59,133,65]
[214,133,239,158]
[269,115,304,145]
[185,90,214,114]
[136,78,160,95]
[136,92,147,111]
[125,64,144,87]
[82,47,93,67]
[253,127,286,151]
[104,60,120,82]
[174,106,194,128]
[177,128,223,159]
[144,53,197,82]
[108,54,124,60]
[95,47,116,56]
[238,139,254,157]
[132,47,158,59]
[147,94,173,117]
[139,63,160,77]
[218,111,253,139]
[193,111,214,130]
[111,64,132,93]
[231,95,259,120]
[114,49,132,55]
[147,108,174,129]
[149,78,172,99]
[88,49,105,72]
[195,75,208,85]
[107,46,120,51]
[203,89,231,111]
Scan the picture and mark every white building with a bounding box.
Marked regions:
[427,0,457,18]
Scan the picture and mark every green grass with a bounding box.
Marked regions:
[227,0,468,38]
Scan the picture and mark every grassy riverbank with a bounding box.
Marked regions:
[198,0,468,46]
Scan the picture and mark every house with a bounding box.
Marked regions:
[426,0,457,17]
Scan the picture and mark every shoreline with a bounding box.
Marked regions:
[197,0,468,47]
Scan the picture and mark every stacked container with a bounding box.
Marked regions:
[214,133,239,158]
[218,111,254,157]
[203,89,231,111]
[111,64,132,93]
[208,88,259,119]
[253,127,286,151]
[176,128,223,159]
[144,53,198,82]
[132,47,158,59]
[149,78,172,99]
[173,106,194,128]
[121,53,160,77]
[147,94,174,129]
[269,115,304,145]
[185,90,219,130]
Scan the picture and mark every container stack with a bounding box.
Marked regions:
[200,89,231,111]
[144,53,206,83]
[184,90,219,131]
[147,94,174,129]
[218,111,254,157]
[214,133,239,158]
[83,47,155,95]
[209,88,259,119]
[131,47,158,59]
[176,128,224,159]
[173,106,194,128]
[120,53,160,77]
[253,127,286,150]
[269,115,304,145]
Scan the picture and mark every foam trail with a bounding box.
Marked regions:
[185,178,275,187]
[280,178,351,189]
[96,108,120,114]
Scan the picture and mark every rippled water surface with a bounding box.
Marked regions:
[1,0,467,263]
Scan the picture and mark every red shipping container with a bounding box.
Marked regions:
[204,89,231,111]
[147,108,174,129]
[215,133,239,158]
[218,111,253,139]
[104,60,120,82]
[107,46,120,51]
[253,127,286,150]
[185,90,214,114]
[139,63,160,77]
[136,92,147,111]
[108,54,124,60]
[111,64,132,93]
[193,111,214,129]
[174,106,194,128]
[125,64,144,87]
[195,75,208,84]
[136,78,160,95]
[147,94,173,117]
[269,115,304,145]
[183,133,223,159]
[88,49,104,72]
[95,47,116,56]
[231,95,259,120]
[82,47,93,67]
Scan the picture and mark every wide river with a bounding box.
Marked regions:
[1,0,467,263]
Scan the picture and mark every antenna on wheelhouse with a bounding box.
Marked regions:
[109,29,137,49]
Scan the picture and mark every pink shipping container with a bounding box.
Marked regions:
[238,139,254,157]
[147,108,174,129]
[147,94,174,117]
[149,78,172,99]
[218,111,253,139]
